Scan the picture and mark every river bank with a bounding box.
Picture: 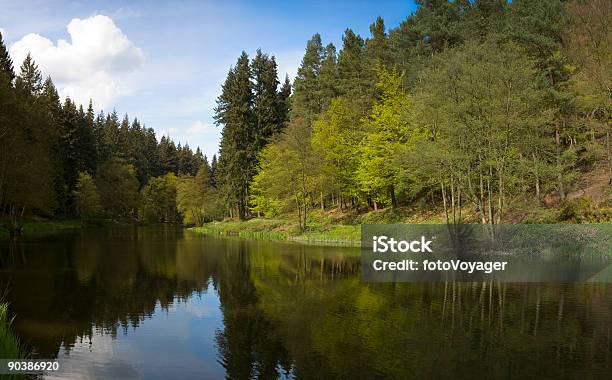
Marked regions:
[0,219,82,239]
[0,218,142,239]
[191,218,361,245]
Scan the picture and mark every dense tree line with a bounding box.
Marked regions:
[213,0,610,227]
[214,50,291,219]
[2,0,609,229]
[0,32,216,227]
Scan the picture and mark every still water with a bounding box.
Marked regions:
[0,226,610,379]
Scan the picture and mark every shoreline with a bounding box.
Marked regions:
[190,219,361,246]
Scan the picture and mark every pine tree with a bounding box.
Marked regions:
[144,127,161,177]
[252,49,282,151]
[337,29,371,111]
[104,110,120,158]
[40,77,66,213]
[291,34,324,124]
[210,154,218,188]
[61,98,80,195]
[15,53,43,97]
[215,52,254,219]
[159,135,179,174]
[317,43,339,110]
[366,16,393,67]
[0,31,15,84]
[277,75,292,128]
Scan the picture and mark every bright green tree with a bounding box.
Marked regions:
[357,68,418,209]
[140,173,178,223]
[177,164,221,225]
[312,97,362,201]
[73,172,102,222]
[96,158,140,219]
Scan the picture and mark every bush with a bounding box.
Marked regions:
[559,197,593,223]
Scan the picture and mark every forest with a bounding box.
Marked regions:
[216,0,610,228]
[0,42,222,230]
[0,0,610,232]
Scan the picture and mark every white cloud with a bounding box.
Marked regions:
[187,120,216,135]
[158,127,178,138]
[8,15,143,109]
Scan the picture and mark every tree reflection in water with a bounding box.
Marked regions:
[0,227,610,379]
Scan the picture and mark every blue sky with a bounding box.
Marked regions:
[0,0,417,159]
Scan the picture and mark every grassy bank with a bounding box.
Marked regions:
[191,194,611,246]
[0,218,82,239]
[192,218,361,245]
[0,303,27,376]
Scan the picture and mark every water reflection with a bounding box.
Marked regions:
[0,227,610,379]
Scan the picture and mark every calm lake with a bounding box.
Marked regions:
[0,226,610,379]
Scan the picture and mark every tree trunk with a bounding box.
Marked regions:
[497,168,503,225]
[486,171,493,225]
[532,153,540,199]
[441,180,449,225]
[555,123,566,200]
[450,177,456,224]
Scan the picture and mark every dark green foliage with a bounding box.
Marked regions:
[252,49,282,145]
[215,49,290,219]
[0,31,15,84]
[0,38,201,222]
[159,135,179,175]
[15,53,43,96]
[291,34,325,123]
[216,52,254,219]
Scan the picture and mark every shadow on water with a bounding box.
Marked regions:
[0,226,610,379]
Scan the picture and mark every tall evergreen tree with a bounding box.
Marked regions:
[277,75,292,129]
[337,29,373,111]
[215,52,254,219]
[318,43,339,109]
[15,53,43,97]
[159,135,179,174]
[251,49,282,150]
[291,34,325,124]
[40,77,66,213]
[0,31,14,84]
[210,154,218,188]
[366,16,393,67]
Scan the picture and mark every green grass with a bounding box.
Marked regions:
[0,303,28,379]
[192,218,361,245]
[0,218,82,239]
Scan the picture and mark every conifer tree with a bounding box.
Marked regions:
[251,49,282,149]
[15,53,43,97]
[0,31,14,84]
[338,29,372,112]
[291,34,324,124]
[215,52,254,219]
[318,43,339,109]
[159,135,179,174]
[277,75,292,128]
[210,154,218,188]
